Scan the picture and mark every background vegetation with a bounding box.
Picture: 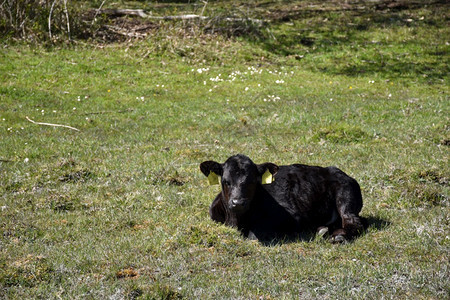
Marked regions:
[1,0,448,298]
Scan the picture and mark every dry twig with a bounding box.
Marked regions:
[26,116,80,132]
[49,0,59,40]
[92,0,108,26]
[62,0,71,41]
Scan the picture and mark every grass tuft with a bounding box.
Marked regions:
[311,123,370,144]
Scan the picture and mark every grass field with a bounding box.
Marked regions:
[1,1,449,299]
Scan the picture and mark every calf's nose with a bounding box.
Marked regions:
[230,199,247,210]
[231,199,241,207]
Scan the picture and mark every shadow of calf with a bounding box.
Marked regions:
[255,215,391,246]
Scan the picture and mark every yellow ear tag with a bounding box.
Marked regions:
[261,169,273,184]
[207,171,220,185]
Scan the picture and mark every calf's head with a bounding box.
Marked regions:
[200,154,278,214]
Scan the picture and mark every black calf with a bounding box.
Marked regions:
[200,154,364,243]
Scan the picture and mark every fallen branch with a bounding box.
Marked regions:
[26,116,80,132]
[95,9,264,24]
[149,14,208,20]
[148,14,264,24]
[98,8,149,18]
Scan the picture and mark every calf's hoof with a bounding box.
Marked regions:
[317,226,329,237]
[331,234,346,243]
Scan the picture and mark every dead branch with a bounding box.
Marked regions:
[149,14,208,20]
[201,1,208,16]
[95,9,264,24]
[49,0,58,40]
[92,0,108,26]
[26,116,80,132]
[98,9,149,18]
[62,0,71,41]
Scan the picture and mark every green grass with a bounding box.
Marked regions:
[1,1,449,299]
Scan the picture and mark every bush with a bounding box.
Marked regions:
[0,0,91,42]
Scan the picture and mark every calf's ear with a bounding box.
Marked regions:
[257,163,279,184]
[200,161,223,177]
[200,161,223,185]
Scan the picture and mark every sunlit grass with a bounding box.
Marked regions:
[1,1,449,299]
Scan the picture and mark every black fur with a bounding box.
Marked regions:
[200,154,364,243]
